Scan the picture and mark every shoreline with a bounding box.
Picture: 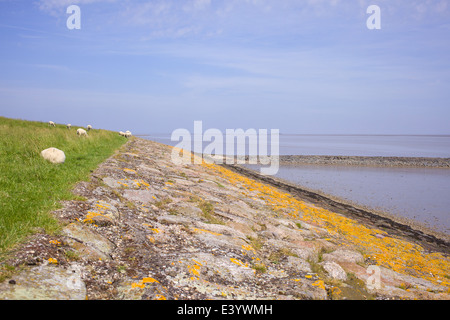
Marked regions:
[209,154,450,169]
[187,152,450,249]
[224,164,450,253]
[279,155,450,169]
[2,137,449,300]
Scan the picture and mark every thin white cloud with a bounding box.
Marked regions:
[36,0,117,16]
[185,0,211,11]
[33,63,72,72]
[34,0,450,41]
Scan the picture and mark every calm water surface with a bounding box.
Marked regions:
[141,134,450,157]
[278,134,450,157]
[260,165,450,235]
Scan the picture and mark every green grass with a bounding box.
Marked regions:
[0,116,127,254]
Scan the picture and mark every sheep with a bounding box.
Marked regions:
[87,125,93,131]
[67,124,72,130]
[77,128,88,137]
[119,130,132,138]
[48,121,56,127]
[41,147,65,164]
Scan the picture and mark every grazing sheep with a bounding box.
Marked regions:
[48,121,56,127]
[77,128,88,137]
[67,124,72,130]
[87,125,93,131]
[119,131,125,137]
[125,130,132,138]
[41,147,65,164]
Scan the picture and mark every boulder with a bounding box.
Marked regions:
[322,261,347,281]
[41,147,66,164]
[322,249,364,264]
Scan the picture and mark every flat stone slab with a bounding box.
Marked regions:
[0,263,86,300]
[62,223,115,260]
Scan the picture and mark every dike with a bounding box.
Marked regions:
[0,137,449,300]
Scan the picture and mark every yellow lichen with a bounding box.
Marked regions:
[312,280,326,290]
[188,265,201,276]
[230,258,249,268]
[83,210,111,224]
[201,162,450,289]
[142,277,159,284]
[241,244,256,253]
[117,180,129,188]
[192,228,222,236]
[140,180,150,187]
[131,276,159,289]
[131,282,145,289]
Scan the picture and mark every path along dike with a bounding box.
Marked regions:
[0,137,449,300]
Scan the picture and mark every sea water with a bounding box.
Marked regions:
[253,164,450,234]
[141,134,450,157]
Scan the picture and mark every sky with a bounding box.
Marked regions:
[0,0,449,135]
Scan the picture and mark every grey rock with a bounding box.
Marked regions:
[284,256,312,273]
[0,263,86,300]
[322,261,347,281]
[62,222,115,260]
[322,249,364,264]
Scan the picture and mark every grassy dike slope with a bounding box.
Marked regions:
[0,117,126,254]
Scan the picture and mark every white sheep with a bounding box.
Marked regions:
[87,125,93,131]
[67,124,72,130]
[41,147,65,164]
[119,131,125,137]
[48,121,55,127]
[125,130,132,138]
[77,128,88,137]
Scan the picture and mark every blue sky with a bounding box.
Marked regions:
[0,0,449,134]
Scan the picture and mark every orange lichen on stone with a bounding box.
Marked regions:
[230,258,249,268]
[117,180,129,188]
[140,180,150,187]
[241,244,256,253]
[49,240,61,246]
[123,168,137,174]
[202,162,450,288]
[187,259,203,277]
[312,280,326,290]
[131,276,160,289]
[192,228,222,236]
[142,277,159,284]
[83,210,111,224]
